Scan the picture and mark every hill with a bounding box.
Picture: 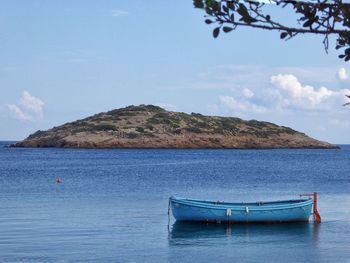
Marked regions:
[10,104,337,149]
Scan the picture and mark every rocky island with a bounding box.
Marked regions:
[10,104,337,149]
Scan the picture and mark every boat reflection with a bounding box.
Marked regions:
[169,221,319,246]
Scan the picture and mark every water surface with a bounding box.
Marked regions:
[0,142,349,262]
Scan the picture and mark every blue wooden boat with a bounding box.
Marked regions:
[169,193,321,224]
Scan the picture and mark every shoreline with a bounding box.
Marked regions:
[5,144,341,150]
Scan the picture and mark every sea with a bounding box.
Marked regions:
[0,141,349,263]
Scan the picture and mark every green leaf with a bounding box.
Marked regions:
[227,1,235,10]
[205,0,214,6]
[237,3,256,24]
[213,27,220,38]
[205,19,213,24]
[211,1,220,12]
[193,0,204,8]
[339,39,346,45]
[237,4,249,18]
[223,26,233,33]
[280,32,288,39]
[303,20,313,27]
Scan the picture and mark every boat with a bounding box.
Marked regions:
[169,192,321,224]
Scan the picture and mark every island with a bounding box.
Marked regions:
[10,104,337,149]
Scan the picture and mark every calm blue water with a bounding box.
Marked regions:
[0,141,350,262]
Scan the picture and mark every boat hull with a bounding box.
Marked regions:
[170,197,313,223]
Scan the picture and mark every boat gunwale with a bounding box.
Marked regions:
[170,196,313,211]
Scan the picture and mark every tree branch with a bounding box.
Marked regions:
[194,0,350,61]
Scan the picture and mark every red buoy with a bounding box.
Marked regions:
[56,178,62,184]
[300,192,321,223]
[313,192,321,223]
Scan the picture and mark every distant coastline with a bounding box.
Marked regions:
[9,105,339,149]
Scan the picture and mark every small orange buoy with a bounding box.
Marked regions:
[56,178,62,184]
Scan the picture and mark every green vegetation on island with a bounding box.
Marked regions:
[11,105,337,149]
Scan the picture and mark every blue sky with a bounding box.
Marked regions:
[0,0,349,143]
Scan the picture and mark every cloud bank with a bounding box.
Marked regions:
[218,73,350,114]
[219,95,266,113]
[6,91,44,121]
[270,74,349,110]
[6,104,32,121]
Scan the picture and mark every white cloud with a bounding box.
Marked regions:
[191,64,338,92]
[155,103,177,111]
[111,9,129,17]
[5,91,44,121]
[219,96,246,111]
[6,104,32,121]
[20,91,44,116]
[270,74,349,110]
[217,73,350,120]
[242,88,254,98]
[219,95,266,113]
[338,67,348,81]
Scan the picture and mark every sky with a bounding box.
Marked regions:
[0,0,349,144]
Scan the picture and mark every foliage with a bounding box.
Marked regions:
[136,127,145,133]
[94,124,118,131]
[247,119,269,128]
[193,0,350,61]
[191,112,205,117]
[27,130,46,139]
[185,127,203,133]
[147,112,180,126]
[145,124,154,131]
